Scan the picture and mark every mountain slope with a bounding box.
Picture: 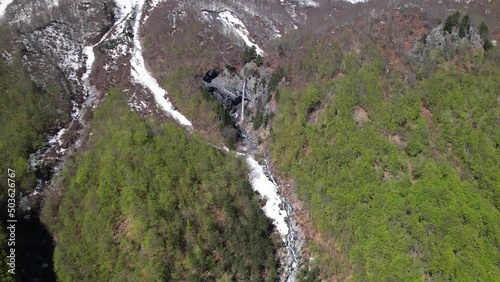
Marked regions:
[267,8,500,281]
[42,91,280,281]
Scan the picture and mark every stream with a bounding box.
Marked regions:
[239,133,303,282]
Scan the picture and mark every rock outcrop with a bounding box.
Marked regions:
[203,63,270,124]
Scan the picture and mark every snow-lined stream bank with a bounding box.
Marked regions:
[246,155,302,281]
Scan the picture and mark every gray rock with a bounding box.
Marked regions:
[203,64,269,122]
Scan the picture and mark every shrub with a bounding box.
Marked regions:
[443,11,460,35]
[242,46,258,64]
[458,15,470,38]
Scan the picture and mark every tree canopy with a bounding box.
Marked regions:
[42,90,279,281]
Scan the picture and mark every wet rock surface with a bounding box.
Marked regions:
[203,63,271,123]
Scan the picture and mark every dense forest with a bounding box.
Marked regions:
[41,91,279,281]
[270,21,500,281]
[0,51,69,194]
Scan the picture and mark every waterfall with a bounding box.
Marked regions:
[241,80,246,122]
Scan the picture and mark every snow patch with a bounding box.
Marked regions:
[271,24,282,38]
[246,156,290,236]
[6,0,63,25]
[82,45,95,82]
[281,0,320,7]
[29,24,83,86]
[0,0,15,19]
[142,0,164,24]
[201,10,211,22]
[301,0,319,7]
[1,50,13,62]
[128,0,193,130]
[48,128,67,150]
[147,0,164,8]
[113,0,136,19]
[71,100,80,119]
[217,10,264,56]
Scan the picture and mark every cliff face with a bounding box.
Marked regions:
[202,64,270,122]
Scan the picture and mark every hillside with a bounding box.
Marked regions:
[42,91,279,281]
[270,16,500,280]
